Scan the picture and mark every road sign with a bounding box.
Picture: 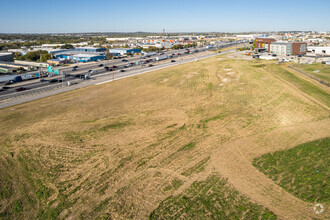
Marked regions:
[48,66,53,73]
[54,69,59,75]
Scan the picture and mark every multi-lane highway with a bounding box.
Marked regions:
[0,42,243,107]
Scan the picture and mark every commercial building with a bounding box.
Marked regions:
[270,42,292,56]
[270,42,307,56]
[109,48,142,56]
[292,42,307,55]
[0,53,14,62]
[47,59,66,66]
[254,38,276,52]
[307,46,330,55]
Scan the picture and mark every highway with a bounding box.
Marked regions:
[0,42,243,108]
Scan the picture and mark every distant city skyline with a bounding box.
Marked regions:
[1,0,329,33]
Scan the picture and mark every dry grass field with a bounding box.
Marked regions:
[0,54,329,219]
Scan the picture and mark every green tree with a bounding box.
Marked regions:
[105,52,113,59]
[14,52,22,60]
[20,50,52,62]
[60,44,74,49]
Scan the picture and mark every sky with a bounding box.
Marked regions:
[0,0,329,33]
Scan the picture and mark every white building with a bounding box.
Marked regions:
[106,38,129,42]
[307,46,330,55]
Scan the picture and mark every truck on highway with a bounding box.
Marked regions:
[143,52,157,57]
[156,55,168,61]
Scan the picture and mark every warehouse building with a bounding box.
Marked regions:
[109,48,142,56]
[0,53,14,62]
[14,60,49,68]
[54,53,105,62]
[75,47,106,53]
[0,61,30,74]
[307,46,330,55]
[254,38,276,52]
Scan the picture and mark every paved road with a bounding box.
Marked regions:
[0,44,240,109]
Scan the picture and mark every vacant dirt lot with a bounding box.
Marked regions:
[0,54,329,219]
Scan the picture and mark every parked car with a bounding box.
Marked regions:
[15,87,27,92]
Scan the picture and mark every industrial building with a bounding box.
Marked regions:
[109,48,142,56]
[54,53,105,62]
[49,47,106,62]
[75,47,106,53]
[0,61,30,74]
[14,60,49,68]
[307,46,330,55]
[254,38,276,52]
[0,53,14,62]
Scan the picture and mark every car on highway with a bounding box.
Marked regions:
[2,86,10,90]
[148,64,153,67]
[72,68,77,71]
[122,59,128,62]
[5,81,14,85]
[125,64,131,68]
[15,87,27,92]
[171,60,176,62]
[120,69,125,72]
[177,53,181,56]
[49,79,58,83]
[75,74,84,78]
[0,88,4,92]
[98,64,104,67]
[111,65,117,69]
[40,79,47,82]
[73,66,78,68]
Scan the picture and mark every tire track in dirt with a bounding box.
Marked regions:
[208,118,330,219]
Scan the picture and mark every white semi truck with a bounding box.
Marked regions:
[156,55,168,61]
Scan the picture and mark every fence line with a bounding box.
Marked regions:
[288,65,329,87]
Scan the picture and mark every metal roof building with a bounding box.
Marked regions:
[109,48,141,56]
